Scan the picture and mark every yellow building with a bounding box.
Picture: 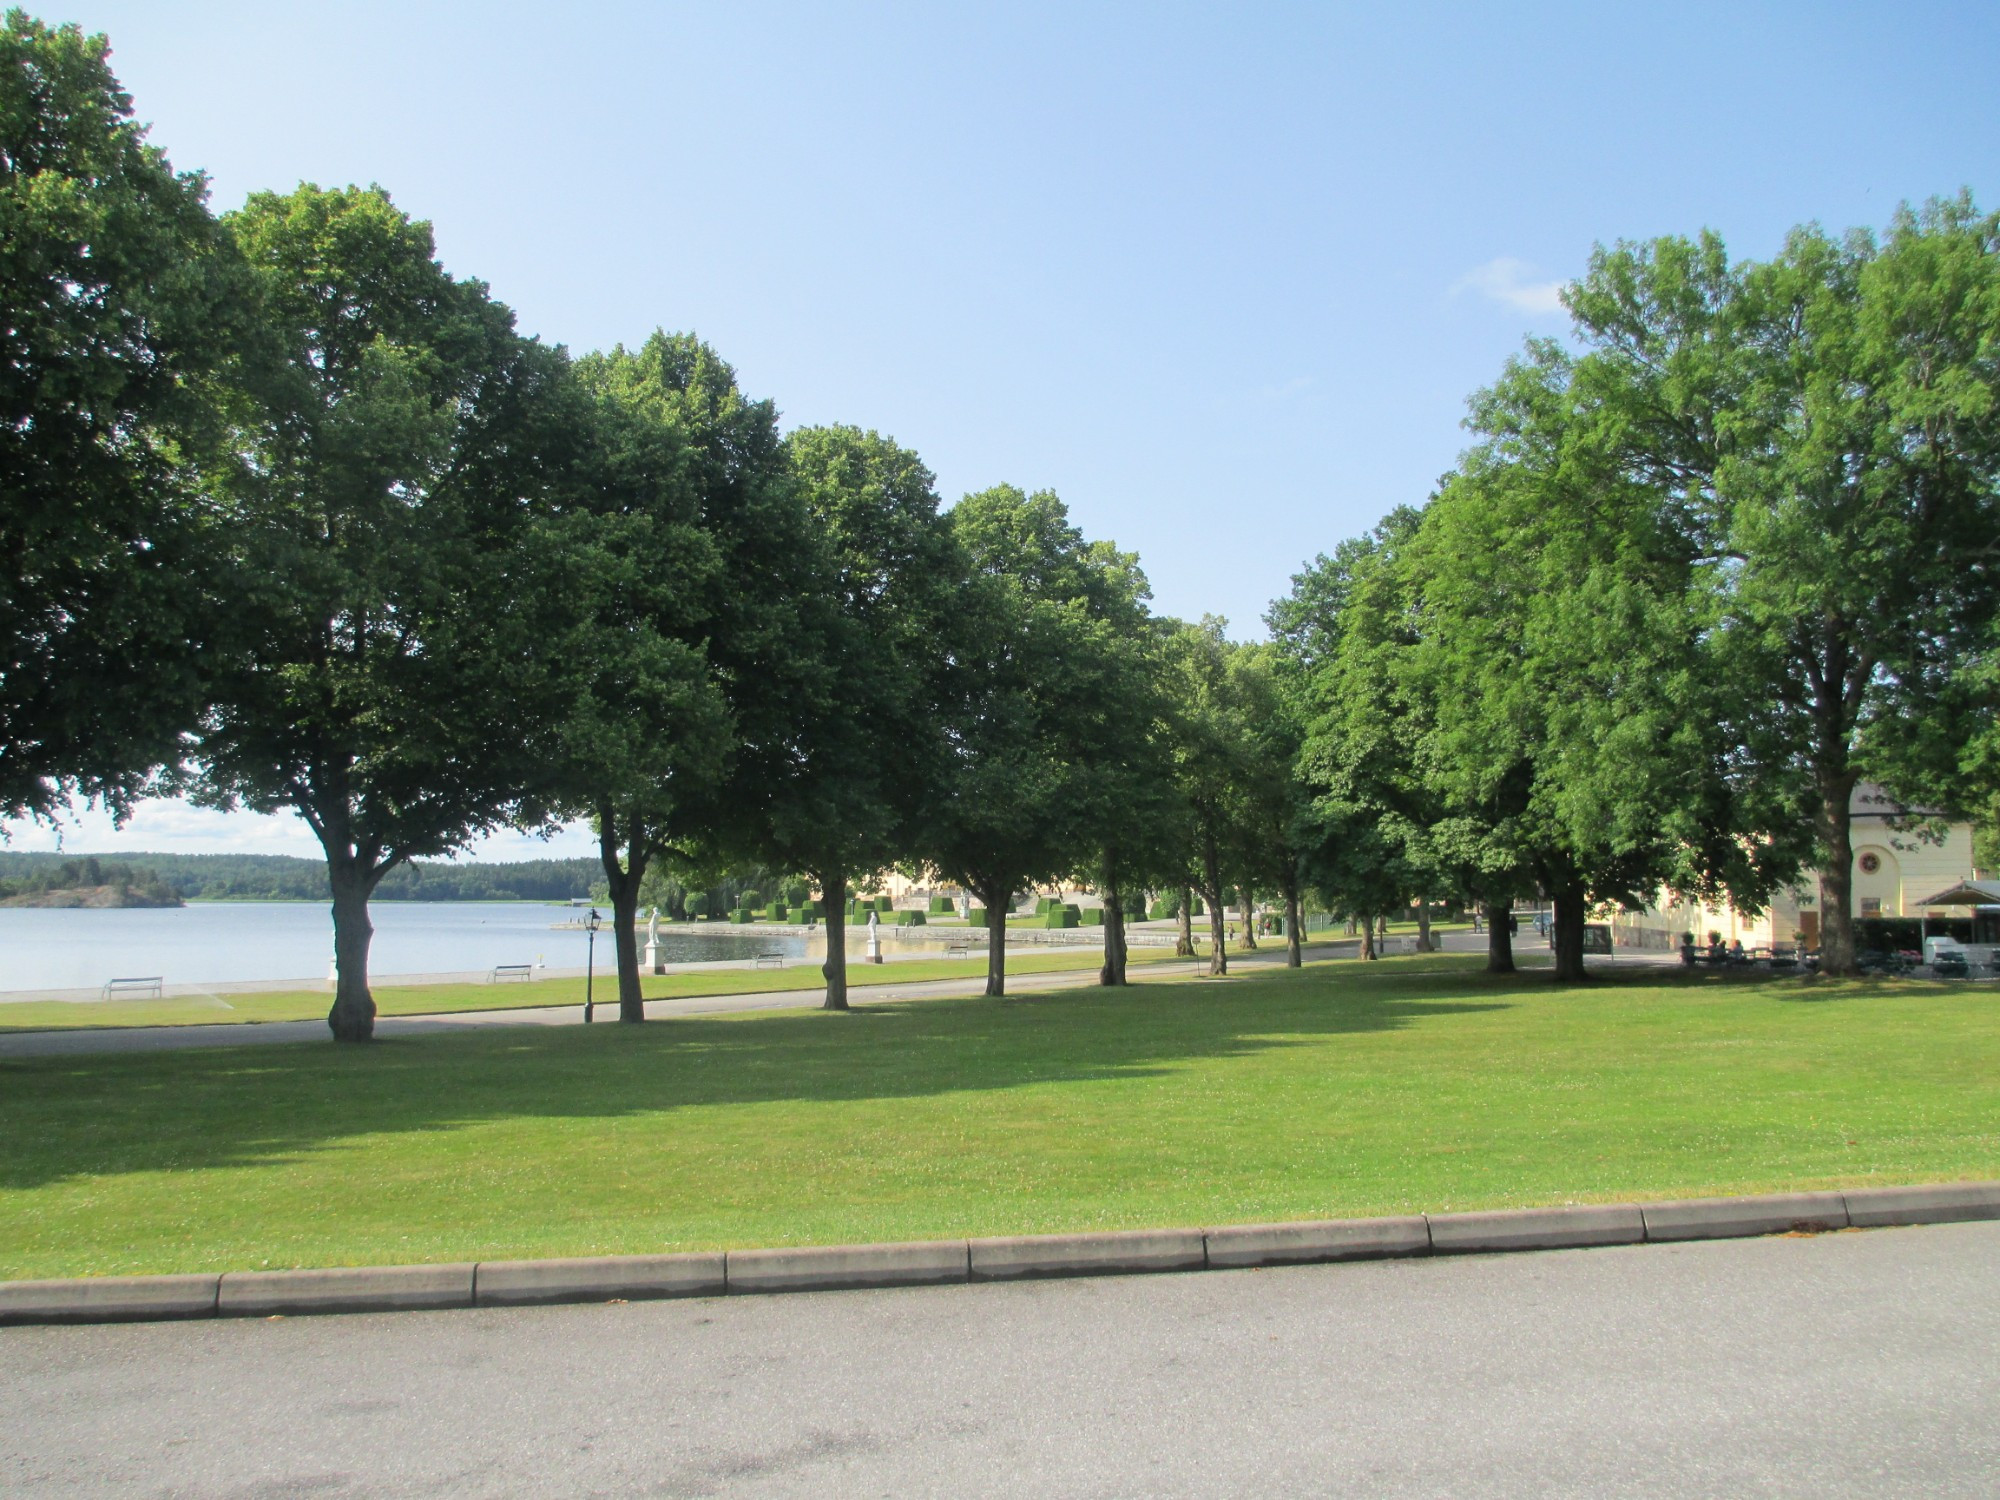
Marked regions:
[1610,784,1991,953]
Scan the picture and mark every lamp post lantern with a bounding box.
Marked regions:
[582,906,604,1022]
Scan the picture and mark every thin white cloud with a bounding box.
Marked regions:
[1453,257,1568,316]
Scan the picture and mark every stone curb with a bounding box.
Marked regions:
[475,1252,724,1307]
[1842,1181,2000,1228]
[1426,1203,1646,1254]
[726,1240,968,1294]
[1203,1215,1429,1268]
[969,1228,1207,1281]
[0,1272,219,1326]
[217,1263,475,1318]
[1641,1191,1848,1242]
[4,1182,1996,1327]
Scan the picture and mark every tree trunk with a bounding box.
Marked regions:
[1414,899,1433,953]
[1237,885,1258,950]
[820,869,850,1010]
[598,810,648,1023]
[1199,838,1228,976]
[1550,877,1589,983]
[978,878,1011,996]
[327,861,379,1042]
[1486,898,1516,974]
[1177,886,1195,957]
[1282,878,1302,968]
[1816,769,1859,976]
[1360,912,1377,961]
[1099,872,1127,986]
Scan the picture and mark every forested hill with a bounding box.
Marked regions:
[0,853,598,903]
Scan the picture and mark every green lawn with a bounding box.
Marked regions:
[5,953,1994,1281]
[0,945,1192,1032]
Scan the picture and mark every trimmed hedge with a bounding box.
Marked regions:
[1042,905,1079,929]
[738,889,764,913]
[967,907,988,928]
[894,909,927,926]
[1081,907,1104,926]
[928,895,956,914]
[684,893,709,918]
[873,895,893,913]
[729,908,751,924]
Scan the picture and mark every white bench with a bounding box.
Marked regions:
[489,965,534,983]
[101,976,163,1000]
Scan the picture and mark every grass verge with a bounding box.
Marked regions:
[6,954,1992,1280]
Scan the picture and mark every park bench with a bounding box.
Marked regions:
[753,950,786,969]
[489,964,534,983]
[945,940,978,958]
[101,976,163,1000]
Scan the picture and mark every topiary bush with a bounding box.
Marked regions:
[967,907,988,927]
[928,895,955,914]
[684,893,709,919]
[739,889,763,913]
[894,909,927,926]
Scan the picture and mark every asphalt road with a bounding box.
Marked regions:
[4,1221,1994,1497]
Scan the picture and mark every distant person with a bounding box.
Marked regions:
[1729,939,1746,962]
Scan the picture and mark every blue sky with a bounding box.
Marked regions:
[13,1,1998,858]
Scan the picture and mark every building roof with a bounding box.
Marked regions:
[1851,783,1952,823]
[1911,878,2000,909]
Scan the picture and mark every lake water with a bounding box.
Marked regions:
[0,902,805,994]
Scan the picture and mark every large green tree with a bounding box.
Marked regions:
[1229,641,1312,967]
[194,184,577,1041]
[1159,617,1256,976]
[1078,616,1179,986]
[544,334,742,1023]
[927,485,1150,995]
[0,12,239,823]
[1565,199,2000,972]
[770,425,957,1010]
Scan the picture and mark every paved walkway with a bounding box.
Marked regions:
[4,1221,1993,1496]
[0,943,1327,1058]
[0,933,1684,1059]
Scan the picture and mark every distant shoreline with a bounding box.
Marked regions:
[0,884,183,910]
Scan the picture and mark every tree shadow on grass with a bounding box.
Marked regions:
[0,961,1513,1190]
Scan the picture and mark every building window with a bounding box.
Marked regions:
[1860,897,1882,917]
[1859,851,1882,874]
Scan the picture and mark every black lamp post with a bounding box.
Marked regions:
[581,906,604,1022]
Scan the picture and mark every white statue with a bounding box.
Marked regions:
[646,906,660,945]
